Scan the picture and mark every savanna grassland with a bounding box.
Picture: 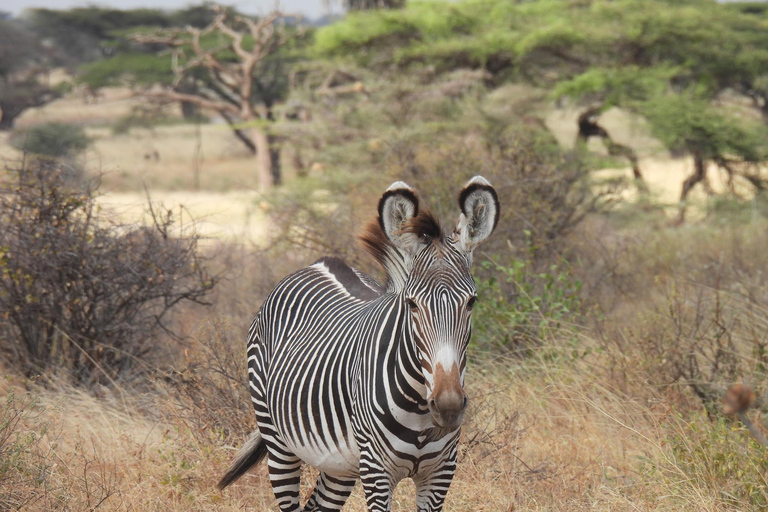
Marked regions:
[4,1,768,511]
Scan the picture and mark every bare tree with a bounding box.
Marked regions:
[131,6,303,190]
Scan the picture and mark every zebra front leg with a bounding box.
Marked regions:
[359,455,395,512]
[266,443,303,512]
[302,472,356,511]
[413,447,458,512]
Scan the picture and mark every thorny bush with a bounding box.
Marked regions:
[0,162,217,385]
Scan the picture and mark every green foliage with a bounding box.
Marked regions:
[11,123,89,159]
[553,66,676,109]
[641,92,768,161]
[29,7,172,40]
[78,52,173,88]
[705,194,768,225]
[312,0,768,170]
[111,111,208,135]
[472,253,582,354]
[312,11,421,63]
[667,414,768,509]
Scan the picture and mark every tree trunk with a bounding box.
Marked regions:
[0,87,61,131]
[251,127,275,191]
[0,101,24,130]
[577,107,645,185]
[677,151,707,223]
[180,101,200,120]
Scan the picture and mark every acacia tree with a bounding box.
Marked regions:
[131,6,302,190]
[314,0,768,219]
[532,2,768,216]
[0,16,62,130]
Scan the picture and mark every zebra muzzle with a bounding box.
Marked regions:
[428,391,468,429]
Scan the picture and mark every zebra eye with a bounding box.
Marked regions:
[467,296,478,311]
[405,298,419,312]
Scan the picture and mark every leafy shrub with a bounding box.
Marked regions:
[399,126,611,265]
[0,162,217,385]
[666,414,768,509]
[472,254,582,354]
[641,92,768,163]
[11,123,90,159]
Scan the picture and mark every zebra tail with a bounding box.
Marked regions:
[217,430,268,490]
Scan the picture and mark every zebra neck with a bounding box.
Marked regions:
[382,249,412,293]
[394,314,429,406]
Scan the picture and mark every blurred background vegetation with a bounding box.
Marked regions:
[3,0,768,510]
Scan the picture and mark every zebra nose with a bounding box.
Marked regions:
[429,391,468,428]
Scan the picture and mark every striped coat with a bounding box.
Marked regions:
[219,177,499,511]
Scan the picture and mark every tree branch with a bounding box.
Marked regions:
[141,90,239,115]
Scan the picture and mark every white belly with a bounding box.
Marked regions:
[287,437,361,477]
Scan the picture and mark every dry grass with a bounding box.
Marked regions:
[97,191,269,245]
[6,219,767,510]
[1,335,742,512]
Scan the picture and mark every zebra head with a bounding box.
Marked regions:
[362,176,499,430]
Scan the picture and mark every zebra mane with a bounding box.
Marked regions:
[358,209,444,291]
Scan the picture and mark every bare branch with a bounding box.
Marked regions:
[141,90,239,115]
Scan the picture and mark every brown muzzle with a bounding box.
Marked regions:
[427,362,468,429]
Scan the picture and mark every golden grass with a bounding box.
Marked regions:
[97,191,269,245]
[14,87,138,128]
[83,124,257,192]
[0,338,740,511]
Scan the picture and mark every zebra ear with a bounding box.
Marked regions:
[378,181,423,254]
[454,176,500,254]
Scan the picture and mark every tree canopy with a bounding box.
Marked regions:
[312,0,768,212]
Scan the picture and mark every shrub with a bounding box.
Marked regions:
[666,413,768,509]
[11,123,90,159]
[473,255,582,354]
[398,127,608,265]
[0,389,51,509]
[0,162,217,385]
[159,319,254,445]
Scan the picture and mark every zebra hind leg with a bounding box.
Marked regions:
[266,442,303,512]
[302,472,356,511]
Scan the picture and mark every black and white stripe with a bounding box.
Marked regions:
[219,177,499,511]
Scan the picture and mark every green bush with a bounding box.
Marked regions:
[78,52,174,89]
[666,414,768,509]
[472,253,582,354]
[12,123,90,159]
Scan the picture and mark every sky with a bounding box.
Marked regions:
[4,0,342,21]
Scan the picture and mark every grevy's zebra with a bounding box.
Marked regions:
[218,177,500,511]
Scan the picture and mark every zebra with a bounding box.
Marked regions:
[218,176,500,511]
